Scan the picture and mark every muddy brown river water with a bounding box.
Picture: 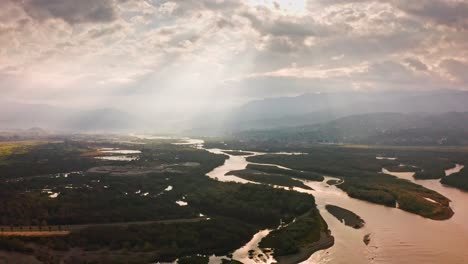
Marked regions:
[201,144,468,264]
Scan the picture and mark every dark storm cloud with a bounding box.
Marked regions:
[20,0,117,24]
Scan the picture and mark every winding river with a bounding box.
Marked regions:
[153,137,468,263]
[198,142,468,264]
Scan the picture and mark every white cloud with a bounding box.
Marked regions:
[0,0,467,112]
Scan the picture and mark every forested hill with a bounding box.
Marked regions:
[186,90,468,135]
[233,112,468,146]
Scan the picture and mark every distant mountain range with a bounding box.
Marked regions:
[2,90,468,140]
[187,90,468,134]
[234,112,468,145]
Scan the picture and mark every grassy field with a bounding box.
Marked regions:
[0,141,45,166]
[0,141,43,157]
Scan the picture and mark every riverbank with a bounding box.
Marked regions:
[258,208,334,264]
[223,151,254,156]
[248,154,455,220]
[325,204,365,229]
[274,231,334,264]
[226,169,313,190]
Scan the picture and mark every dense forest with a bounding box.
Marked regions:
[260,209,330,257]
[441,167,468,191]
[226,169,313,190]
[0,138,322,263]
[247,147,462,220]
[246,164,324,182]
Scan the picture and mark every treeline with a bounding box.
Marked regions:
[226,169,313,190]
[139,143,227,174]
[247,164,324,182]
[260,209,327,257]
[187,182,315,227]
[0,172,198,226]
[0,140,229,226]
[248,149,455,220]
[24,217,255,263]
[441,167,468,191]
[225,112,468,146]
[0,142,98,180]
[4,179,317,262]
[214,138,468,183]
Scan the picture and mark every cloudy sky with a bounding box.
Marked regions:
[1,0,467,114]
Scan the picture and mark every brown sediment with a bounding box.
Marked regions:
[363,233,371,245]
[80,150,105,157]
